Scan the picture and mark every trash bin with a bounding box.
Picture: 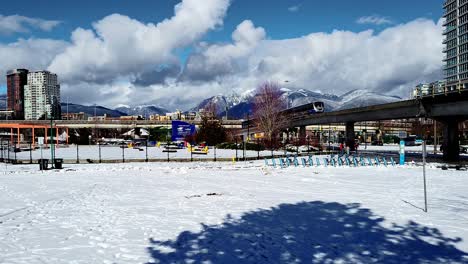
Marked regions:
[38,159,48,170]
[54,158,63,169]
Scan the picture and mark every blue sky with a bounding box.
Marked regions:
[0,0,445,108]
[0,0,443,42]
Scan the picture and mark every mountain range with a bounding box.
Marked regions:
[0,89,402,119]
[192,88,402,119]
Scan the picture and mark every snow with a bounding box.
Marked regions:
[0,161,467,263]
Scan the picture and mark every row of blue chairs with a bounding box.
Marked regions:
[264,154,396,168]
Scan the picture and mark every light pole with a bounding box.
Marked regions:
[48,95,57,168]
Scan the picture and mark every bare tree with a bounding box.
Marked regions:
[253,82,287,148]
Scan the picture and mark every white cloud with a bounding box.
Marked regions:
[182,20,265,81]
[288,5,301,12]
[0,38,68,76]
[168,18,443,109]
[48,0,231,84]
[0,14,61,34]
[356,15,393,25]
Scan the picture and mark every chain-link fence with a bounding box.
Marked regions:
[1,138,334,166]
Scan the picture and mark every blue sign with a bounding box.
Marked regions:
[171,121,195,142]
[399,140,405,165]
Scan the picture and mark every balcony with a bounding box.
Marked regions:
[444,0,456,7]
[443,26,457,34]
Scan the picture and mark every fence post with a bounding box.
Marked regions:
[145,140,148,162]
[257,138,260,159]
[214,145,217,162]
[122,146,125,163]
[98,142,102,163]
[191,145,193,162]
[235,138,238,161]
[14,139,17,164]
[1,137,3,162]
[7,139,10,162]
[167,141,169,162]
[76,144,79,163]
[29,142,32,164]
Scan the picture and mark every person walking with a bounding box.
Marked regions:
[339,142,344,154]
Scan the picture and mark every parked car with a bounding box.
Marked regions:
[371,140,383,146]
[461,145,468,154]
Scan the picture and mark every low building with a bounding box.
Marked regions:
[62,112,87,120]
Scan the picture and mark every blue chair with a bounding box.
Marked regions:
[301,158,308,167]
[279,158,287,168]
[308,156,314,166]
[323,158,329,167]
[374,157,381,166]
[359,156,366,166]
[293,157,299,167]
[271,158,277,168]
[264,158,269,166]
[353,157,359,167]
[338,157,343,166]
[345,157,351,166]
[316,157,321,166]
[390,157,396,166]
[382,157,388,167]
[330,158,336,167]
[367,157,373,166]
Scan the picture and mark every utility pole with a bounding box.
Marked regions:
[434,120,437,154]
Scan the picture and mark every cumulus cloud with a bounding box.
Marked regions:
[0,14,61,34]
[48,0,231,84]
[167,18,442,109]
[182,20,266,81]
[0,38,68,76]
[356,15,393,25]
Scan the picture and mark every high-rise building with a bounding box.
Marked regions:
[24,71,61,120]
[6,69,29,119]
[443,0,468,90]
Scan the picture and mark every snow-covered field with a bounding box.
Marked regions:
[1,162,467,263]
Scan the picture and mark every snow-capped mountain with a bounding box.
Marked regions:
[60,103,127,117]
[115,105,169,117]
[336,90,401,110]
[192,88,402,119]
[191,93,243,114]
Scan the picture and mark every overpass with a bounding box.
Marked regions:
[283,92,468,161]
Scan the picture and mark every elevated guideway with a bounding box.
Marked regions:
[284,91,468,161]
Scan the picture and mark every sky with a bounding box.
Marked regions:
[0,0,445,110]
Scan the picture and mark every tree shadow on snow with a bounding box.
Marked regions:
[146,201,468,263]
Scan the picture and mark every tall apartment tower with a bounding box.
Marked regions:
[443,0,468,90]
[6,69,29,119]
[24,71,61,120]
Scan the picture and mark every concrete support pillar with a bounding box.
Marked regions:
[66,127,69,145]
[32,127,35,148]
[299,126,306,143]
[45,128,48,144]
[345,122,356,151]
[17,127,20,147]
[442,119,460,162]
[56,127,59,145]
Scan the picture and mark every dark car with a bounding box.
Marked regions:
[461,145,468,154]
[371,140,383,146]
